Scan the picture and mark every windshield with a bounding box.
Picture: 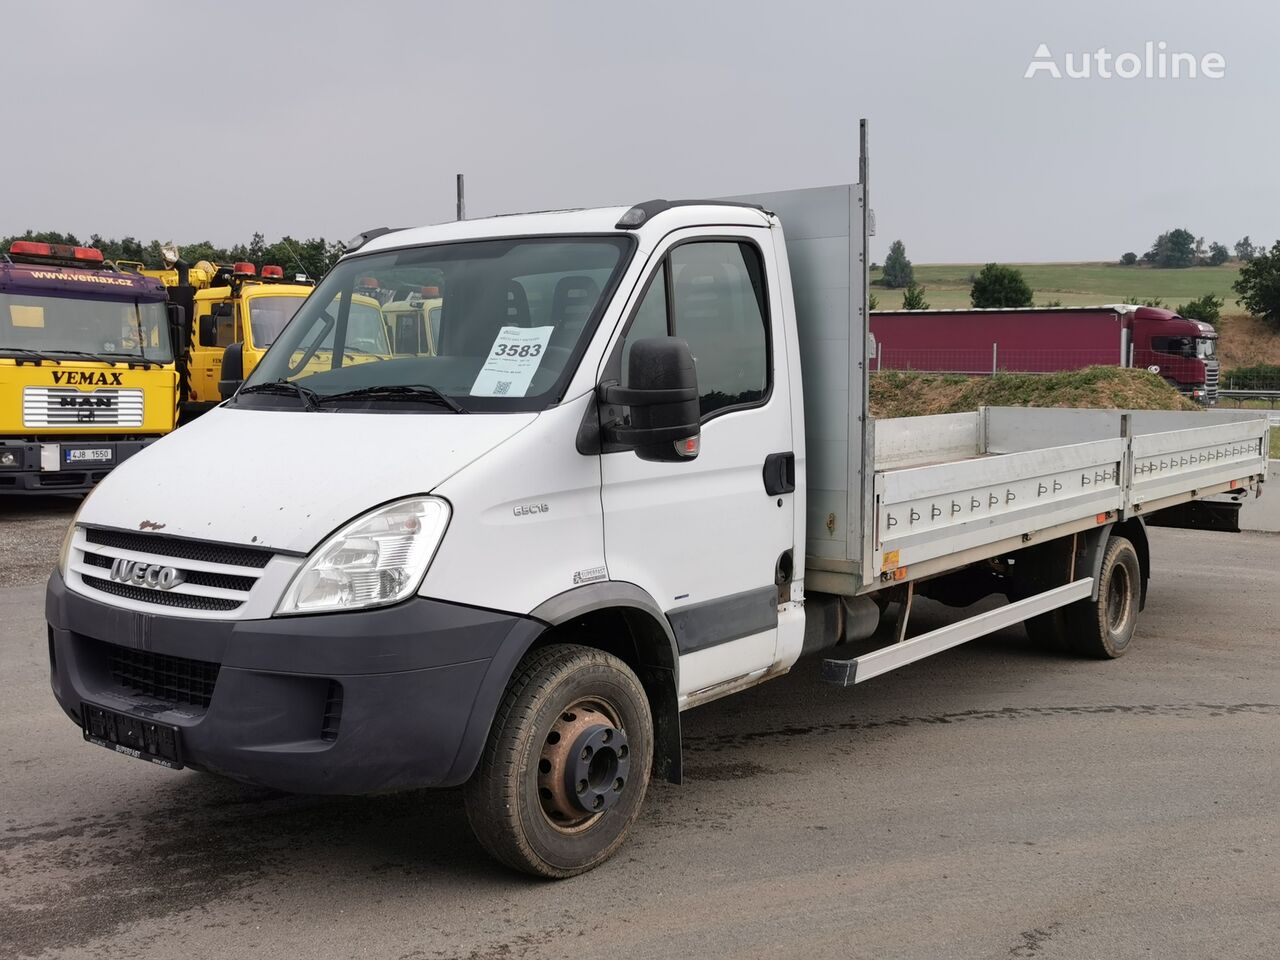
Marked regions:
[243,236,630,411]
[1197,337,1216,360]
[0,293,172,362]
[246,294,307,348]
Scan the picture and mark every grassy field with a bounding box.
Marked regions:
[872,261,1242,311]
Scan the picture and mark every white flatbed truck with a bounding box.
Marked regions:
[47,125,1269,876]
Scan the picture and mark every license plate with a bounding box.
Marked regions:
[66,448,113,463]
[82,702,183,769]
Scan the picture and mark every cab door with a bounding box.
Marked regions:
[599,230,794,701]
[188,297,238,402]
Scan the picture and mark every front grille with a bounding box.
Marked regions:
[84,528,274,569]
[23,386,144,428]
[81,574,243,611]
[104,640,220,708]
[321,681,344,742]
[80,551,256,592]
[1204,363,1220,402]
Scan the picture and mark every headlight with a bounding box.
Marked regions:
[56,488,98,578]
[276,496,450,616]
[56,522,77,579]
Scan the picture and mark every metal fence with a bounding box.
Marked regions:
[875,347,1129,376]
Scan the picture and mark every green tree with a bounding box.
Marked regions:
[1120,251,1138,266]
[1234,236,1256,261]
[1147,228,1196,268]
[1207,242,1230,266]
[1176,293,1224,327]
[1233,240,1280,329]
[901,282,929,310]
[176,241,231,264]
[969,263,1033,308]
[881,239,914,288]
[868,291,879,311]
[2,229,80,247]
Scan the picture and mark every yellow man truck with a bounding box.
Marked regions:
[0,241,179,494]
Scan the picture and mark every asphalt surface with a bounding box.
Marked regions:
[1,527,1276,960]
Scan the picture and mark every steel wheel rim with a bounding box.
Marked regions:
[536,696,630,833]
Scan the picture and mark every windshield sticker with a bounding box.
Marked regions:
[470,325,554,397]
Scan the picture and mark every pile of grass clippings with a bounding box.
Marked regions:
[869,366,1200,419]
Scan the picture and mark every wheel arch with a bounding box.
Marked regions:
[1087,518,1150,610]
[526,582,683,784]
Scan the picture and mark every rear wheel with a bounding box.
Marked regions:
[1064,536,1140,658]
[464,644,653,878]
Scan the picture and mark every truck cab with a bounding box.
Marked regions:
[0,241,179,493]
[1128,306,1219,404]
[381,287,444,355]
[183,263,316,409]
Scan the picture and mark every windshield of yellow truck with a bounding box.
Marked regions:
[246,294,307,348]
[1,293,172,362]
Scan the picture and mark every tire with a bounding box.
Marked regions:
[464,644,653,878]
[1064,536,1141,659]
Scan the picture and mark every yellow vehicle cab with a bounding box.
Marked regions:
[381,285,444,355]
[185,263,317,410]
[0,241,179,493]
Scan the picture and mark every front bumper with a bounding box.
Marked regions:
[46,571,546,794]
[0,438,157,494]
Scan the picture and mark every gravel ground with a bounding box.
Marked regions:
[0,496,78,588]
[1,527,1276,960]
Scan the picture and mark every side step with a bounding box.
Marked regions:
[820,578,1094,687]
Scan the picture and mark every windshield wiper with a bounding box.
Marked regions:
[100,351,159,369]
[319,383,467,413]
[236,378,321,411]
[0,348,60,365]
[40,349,120,364]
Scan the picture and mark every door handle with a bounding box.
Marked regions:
[763,451,795,496]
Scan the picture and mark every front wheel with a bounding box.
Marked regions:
[464,644,653,878]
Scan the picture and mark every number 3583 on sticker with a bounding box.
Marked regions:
[470,325,554,397]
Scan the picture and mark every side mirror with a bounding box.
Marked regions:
[218,342,245,399]
[165,303,187,342]
[600,337,701,462]
[197,314,217,347]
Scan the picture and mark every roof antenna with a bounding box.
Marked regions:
[456,173,466,221]
[278,237,312,281]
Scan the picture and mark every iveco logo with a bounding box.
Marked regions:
[108,558,185,590]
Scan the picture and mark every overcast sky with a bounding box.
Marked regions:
[2,0,1275,262]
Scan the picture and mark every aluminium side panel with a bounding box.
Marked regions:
[874,438,1127,572]
[727,185,867,574]
[982,408,1123,454]
[1128,416,1268,508]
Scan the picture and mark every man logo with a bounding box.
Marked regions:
[108,558,185,590]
